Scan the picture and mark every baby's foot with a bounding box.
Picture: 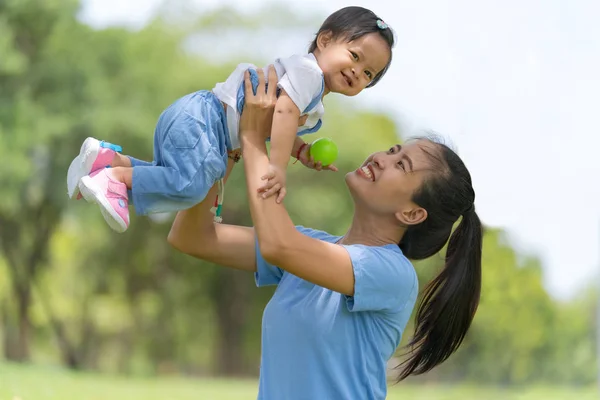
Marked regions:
[67,137,122,200]
[78,168,130,233]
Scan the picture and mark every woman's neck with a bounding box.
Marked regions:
[337,212,406,247]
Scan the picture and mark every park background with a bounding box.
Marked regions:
[1,0,599,398]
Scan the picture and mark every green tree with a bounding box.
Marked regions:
[0,0,83,362]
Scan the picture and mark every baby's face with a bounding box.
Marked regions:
[316,32,390,97]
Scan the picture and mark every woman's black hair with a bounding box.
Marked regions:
[396,136,483,381]
[308,6,395,87]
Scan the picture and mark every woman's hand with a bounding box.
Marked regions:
[238,65,278,143]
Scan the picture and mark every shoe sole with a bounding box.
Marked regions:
[78,175,128,233]
[67,137,101,200]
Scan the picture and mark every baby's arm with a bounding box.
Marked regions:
[291,136,307,160]
[270,90,300,173]
[258,54,324,201]
[257,90,300,202]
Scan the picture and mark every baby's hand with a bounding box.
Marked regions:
[298,143,338,172]
[258,164,288,203]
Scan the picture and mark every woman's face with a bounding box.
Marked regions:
[345,139,438,226]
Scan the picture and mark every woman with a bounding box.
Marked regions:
[168,67,483,399]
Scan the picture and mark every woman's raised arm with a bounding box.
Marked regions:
[167,150,257,272]
[239,67,356,295]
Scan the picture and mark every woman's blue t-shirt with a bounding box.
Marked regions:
[254,226,419,400]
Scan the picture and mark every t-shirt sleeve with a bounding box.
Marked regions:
[277,55,324,114]
[254,225,330,287]
[342,245,418,313]
[254,237,284,287]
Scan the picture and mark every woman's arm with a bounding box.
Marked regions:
[240,68,356,296]
[167,160,257,272]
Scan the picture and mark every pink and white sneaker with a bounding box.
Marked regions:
[78,168,130,233]
[67,137,122,200]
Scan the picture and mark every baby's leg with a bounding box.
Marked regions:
[126,90,231,216]
[78,90,231,232]
[78,152,229,233]
[66,135,154,199]
[126,151,227,216]
[67,138,122,199]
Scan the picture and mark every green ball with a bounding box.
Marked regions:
[309,137,338,167]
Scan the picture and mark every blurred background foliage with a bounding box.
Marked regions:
[0,0,596,391]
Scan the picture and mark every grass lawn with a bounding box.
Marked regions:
[0,362,595,400]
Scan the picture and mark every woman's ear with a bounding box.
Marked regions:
[396,206,427,226]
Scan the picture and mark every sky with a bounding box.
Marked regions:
[79,0,600,300]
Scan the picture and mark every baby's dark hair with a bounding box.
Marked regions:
[308,6,395,87]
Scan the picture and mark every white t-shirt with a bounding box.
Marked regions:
[212,53,325,150]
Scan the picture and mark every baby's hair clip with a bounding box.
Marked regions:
[376,19,388,30]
